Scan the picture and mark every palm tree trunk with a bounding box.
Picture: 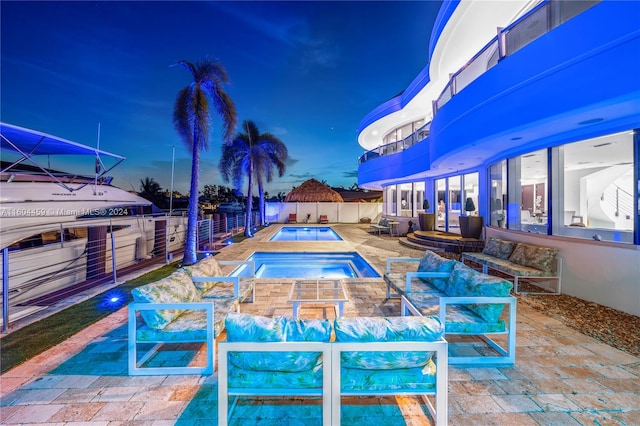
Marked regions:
[244,161,254,237]
[183,128,200,265]
[258,180,265,225]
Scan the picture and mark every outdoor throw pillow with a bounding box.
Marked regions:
[482,238,516,259]
[180,255,226,294]
[445,263,512,323]
[131,270,201,329]
[417,250,456,291]
[225,313,331,372]
[334,316,443,370]
[508,243,558,272]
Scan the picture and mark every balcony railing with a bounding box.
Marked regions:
[359,0,600,165]
[359,122,431,164]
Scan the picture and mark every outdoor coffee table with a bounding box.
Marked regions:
[287,279,349,318]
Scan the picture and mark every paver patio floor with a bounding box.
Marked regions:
[2,224,639,425]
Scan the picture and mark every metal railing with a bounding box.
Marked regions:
[0,214,189,331]
[359,122,431,164]
[603,184,633,220]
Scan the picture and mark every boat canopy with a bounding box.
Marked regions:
[0,122,126,192]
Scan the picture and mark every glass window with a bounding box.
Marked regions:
[384,186,396,216]
[436,178,446,230]
[489,161,507,228]
[462,172,479,216]
[400,183,412,217]
[415,181,425,212]
[508,148,549,234]
[448,176,461,233]
[553,131,634,243]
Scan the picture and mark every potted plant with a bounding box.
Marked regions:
[459,197,483,239]
[418,199,435,231]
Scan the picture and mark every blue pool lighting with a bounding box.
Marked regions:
[270,226,343,241]
[230,252,380,279]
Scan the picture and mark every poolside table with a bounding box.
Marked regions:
[288,279,349,318]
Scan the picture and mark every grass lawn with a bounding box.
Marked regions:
[0,262,181,374]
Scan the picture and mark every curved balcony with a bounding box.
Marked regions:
[358,122,430,164]
[358,1,640,188]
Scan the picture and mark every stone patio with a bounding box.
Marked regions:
[1,224,639,425]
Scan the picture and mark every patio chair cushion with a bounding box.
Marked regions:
[334,316,443,370]
[445,263,512,323]
[417,250,457,291]
[482,238,517,259]
[385,273,440,295]
[225,313,332,372]
[131,270,201,329]
[135,297,235,341]
[226,363,325,389]
[402,292,507,334]
[340,360,437,392]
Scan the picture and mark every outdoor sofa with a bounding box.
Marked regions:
[218,313,448,426]
[461,237,561,294]
[385,250,516,365]
[127,255,255,375]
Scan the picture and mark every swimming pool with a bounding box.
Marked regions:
[269,226,343,241]
[230,252,380,279]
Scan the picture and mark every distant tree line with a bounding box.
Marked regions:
[137,178,288,211]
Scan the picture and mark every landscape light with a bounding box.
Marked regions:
[100,290,126,310]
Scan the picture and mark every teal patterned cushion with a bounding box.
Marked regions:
[225,313,286,342]
[180,255,226,294]
[379,218,388,226]
[201,277,255,302]
[335,316,443,370]
[445,263,512,323]
[482,238,516,259]
[402,293,507,333]
[417,250,456,291]
[508,243,558,272]
[225,313,331,372]
[132,270,202,329]
[341,360,437,392]
[228,363,323,389]
[285,317,333,342]
[384,273,440,296]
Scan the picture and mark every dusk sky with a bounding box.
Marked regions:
[2,1,441,196]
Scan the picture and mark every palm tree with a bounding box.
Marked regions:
[173,59,237,265]
[219,120,288,237]
[139,177,163,207]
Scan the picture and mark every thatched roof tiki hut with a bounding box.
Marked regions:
[285,179,344,202]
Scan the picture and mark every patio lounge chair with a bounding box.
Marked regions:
[288,213,297,223]
[369,214,390,235]
[319,215,329,224]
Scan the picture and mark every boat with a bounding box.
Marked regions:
[215,202,244,214]
[0,123,187,322]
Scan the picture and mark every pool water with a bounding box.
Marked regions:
[230,252,380,279]
[269,226,342,241]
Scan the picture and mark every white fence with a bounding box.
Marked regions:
[265,202,382,224]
